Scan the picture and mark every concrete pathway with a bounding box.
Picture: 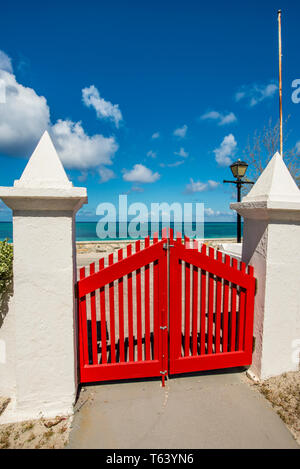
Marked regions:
[68,369,299,449]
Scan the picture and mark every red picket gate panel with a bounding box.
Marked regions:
[77,231,168,384]
[77,229,255,385]
[168,231,255,375]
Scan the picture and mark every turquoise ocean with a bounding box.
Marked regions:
[0,221,241,242]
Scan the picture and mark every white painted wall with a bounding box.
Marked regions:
[13,212,77,420]
[218,242,242,260]
[241,218,268,377]
[0,132,87,422]
[261,221,300,379]
[232,152,300,380]
[0,296,16,397]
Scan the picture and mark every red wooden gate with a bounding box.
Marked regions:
[77,229,255,385]
[77,232,168,384]
[168,231,255,375]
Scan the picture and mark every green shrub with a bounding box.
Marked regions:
[0,240,13,300]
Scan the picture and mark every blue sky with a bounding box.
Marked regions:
[0,0,299,221]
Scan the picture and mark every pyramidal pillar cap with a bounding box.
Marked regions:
[14,130,73,189]
[0,131,87,212]
[231,152,300,220]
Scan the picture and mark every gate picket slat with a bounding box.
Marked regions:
[117,249,125,362]
[108,254,116,364]
[135,240,143,362]
[200,244,207,355]
[176,231,183,358]
[153,252,159,361]
[184,259,191,356]
[222,255,230,353]
[230,259,238,352]
[127,244,134,362]
[192,240,198,356]
[215,251,222,354]
[89,263,98,365]
[237,263,246,350]
[176,234,183,358]
[79,267,89,366]
[144,236,151,361]
[207,247,214,354]
[99,258,107,364]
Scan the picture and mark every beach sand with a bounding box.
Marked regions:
[76,238,236,268]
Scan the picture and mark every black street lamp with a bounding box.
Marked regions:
[223,159,254,243]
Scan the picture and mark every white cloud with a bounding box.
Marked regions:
[82,85,123,127]
[185,179,219,193]
[0,69,50,155]
[151,132,160,139]
[213,134,237,166]
[235,82,278,107]
[174,147,189,158]
[98,167,116,183]
[0,50,13,73]
[205,208,219,216]
[0,52,119,175]
[200,110,237,126]
[51,119,118,170]
[131,186,144,192]
[173,124,187,138]
[122,164,160,183]
[160,161,184,168]
[147,150,156,158]
[207,180,219,189]
[204,207,234,218]
[78,171,88,182]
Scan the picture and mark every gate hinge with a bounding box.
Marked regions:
[160,326,167,330]
[160,370,167,375]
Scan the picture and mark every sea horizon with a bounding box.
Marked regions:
[0,221,241,242]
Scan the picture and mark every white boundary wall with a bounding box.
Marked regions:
[232,152,300,380]
[0,132,87,422]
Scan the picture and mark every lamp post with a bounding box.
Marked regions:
[223,159,254,243]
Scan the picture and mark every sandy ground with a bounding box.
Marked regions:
[0,398,71,449]
[76,238,233,255]
[247,371,300,444]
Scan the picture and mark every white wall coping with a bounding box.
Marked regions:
[0,187,87,212]
[0,186,87,198]
[231,200,300,221]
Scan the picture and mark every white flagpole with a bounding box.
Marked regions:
[278,9,283,156]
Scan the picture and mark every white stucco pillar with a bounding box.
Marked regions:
[231,152,300,380]
[0,131,87,421]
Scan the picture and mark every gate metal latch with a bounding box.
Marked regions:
[160,326,167,330]
[163,243,175,250]
[160,370,167,375]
